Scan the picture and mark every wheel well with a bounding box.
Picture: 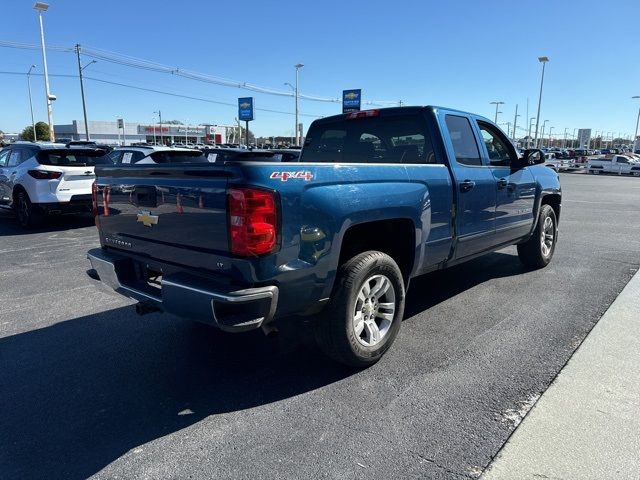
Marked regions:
[338,219,416,282]
[541,193,561,221]
[12,184,27,204]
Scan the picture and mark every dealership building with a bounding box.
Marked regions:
[54,120,227,145]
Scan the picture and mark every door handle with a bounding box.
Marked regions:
[459,180,476,193]
[497,178,508,188]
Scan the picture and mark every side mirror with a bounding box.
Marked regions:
[517,149,545,169]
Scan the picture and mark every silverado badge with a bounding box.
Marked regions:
[137,211,159,227]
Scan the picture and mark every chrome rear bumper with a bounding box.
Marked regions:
[87,248,278,332]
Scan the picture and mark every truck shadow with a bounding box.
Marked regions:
[0,308,346,479]
[404,250,525,318]
[1,251,525,479]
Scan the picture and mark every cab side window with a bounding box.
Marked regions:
[477,122,516,167]
[444,115,481,166]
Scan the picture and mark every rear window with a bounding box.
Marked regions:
[37,150,112,166]
[301,113,436,164]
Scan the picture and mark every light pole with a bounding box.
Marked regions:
[563,128,569,148]
[293,63,304,146]
[151,115,157,145]
[548,126,554,148]
[490,101,504,123]
[27,65,37,142]
[512,104,520,143]
[528,117,535,147]
[632,96,640,151]
[534,56,549,148]
[75,44,96,141]
[154,110,163,145]
[34,2,55,141]
[540,120,549,148]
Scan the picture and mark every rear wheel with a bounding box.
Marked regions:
[15,191,44,229]
[517,204,557,269]
[315,251,405,368]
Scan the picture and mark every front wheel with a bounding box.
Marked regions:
[315,251,405,368]
[517,204,558,269]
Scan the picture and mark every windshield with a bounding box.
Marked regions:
[37,150,112,166]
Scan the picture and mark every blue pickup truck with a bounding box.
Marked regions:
[88,106,561,367]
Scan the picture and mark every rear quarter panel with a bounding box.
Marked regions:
[234,162,453,316]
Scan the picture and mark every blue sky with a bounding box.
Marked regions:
[1,0,639,139]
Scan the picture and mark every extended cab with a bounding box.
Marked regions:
[588,154,640,176]
[87,106,561,367]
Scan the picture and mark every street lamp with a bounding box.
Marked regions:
[512,104,520,143]
[34,2,55,141]
[528,117,535,147]
[27,65,37,142]
[540,120,549,148]
[548,126,554,148]
[75,44,96,141]
[632,96,640,152]
[490,101,504,123]
[534,56,549,148]
[153,110,163,145]
[293,63,304,146]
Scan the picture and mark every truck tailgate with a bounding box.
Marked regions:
[95,165,231,271]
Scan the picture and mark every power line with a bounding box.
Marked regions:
[0,40,401,107]
[0,70,324,118]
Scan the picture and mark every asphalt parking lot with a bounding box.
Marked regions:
[1,172,639,480]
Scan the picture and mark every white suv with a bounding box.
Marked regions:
[0,142,111,228]
[107,145,206,164]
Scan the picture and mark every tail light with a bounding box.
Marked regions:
[28,170,62,180]
[91,181,100,228]
[228,187,278,256]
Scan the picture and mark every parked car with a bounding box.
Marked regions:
[201,147,284,163]
[543,153,573,172]
[588,155,640,176]
[108,145,206,165]
[87,106,561,367]
[0,142,111,227]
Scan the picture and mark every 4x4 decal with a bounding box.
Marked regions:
[270,171,314,182]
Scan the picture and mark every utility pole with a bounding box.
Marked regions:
[534,56,549,148]
[75,44,95,141]
[27,65,37,142]
[34,2,55,141]
[563,128,568,148]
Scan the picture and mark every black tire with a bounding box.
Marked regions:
[315,251,405,368]
[14,190,44,229]
[517,204,557,269]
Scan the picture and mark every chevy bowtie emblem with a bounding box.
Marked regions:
[137,211,158,227]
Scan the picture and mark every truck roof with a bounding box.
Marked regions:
[311,105,493,125]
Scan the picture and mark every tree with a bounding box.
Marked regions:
[21,122,50,141]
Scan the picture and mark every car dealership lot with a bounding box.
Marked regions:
[1,173,639,479]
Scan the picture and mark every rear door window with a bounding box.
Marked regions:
[444,115,482,166]
[7,150,21,167]
[301,113,436,164]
